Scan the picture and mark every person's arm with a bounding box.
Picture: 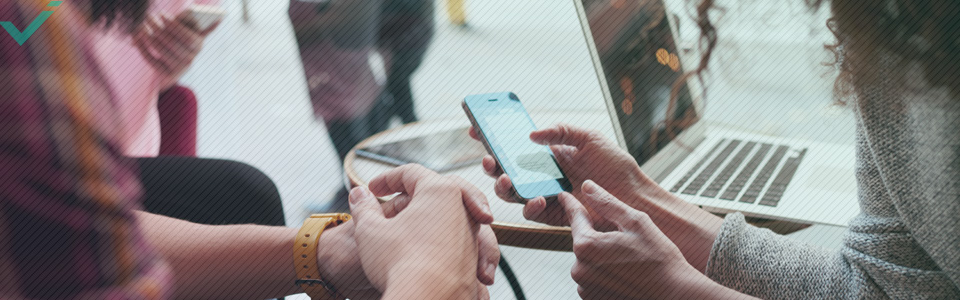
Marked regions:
[135,164,498,300]
[558,181,756,299]
[705,115,960,299]
[135,211,375,300]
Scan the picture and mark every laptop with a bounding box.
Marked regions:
[572,0,860,226]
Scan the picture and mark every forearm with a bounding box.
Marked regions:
[629,189,724,273]
[136,211,301,299]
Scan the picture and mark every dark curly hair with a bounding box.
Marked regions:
[693,0,960,102]
[86,0,149,29]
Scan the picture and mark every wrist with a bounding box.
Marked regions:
[666,264,753,299]
[314,224,360,292]
[626,187,723,273]
[384,261,474,299]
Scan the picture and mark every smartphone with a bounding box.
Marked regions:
[180,5,225,32]
[463,92,572,201]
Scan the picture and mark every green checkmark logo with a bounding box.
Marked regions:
[1,1,62,46]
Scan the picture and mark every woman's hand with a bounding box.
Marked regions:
[348,165,496,299]
[559,181,752,299]
[133,13,220,89]
[470,124,650,226]
[471,124,724,272]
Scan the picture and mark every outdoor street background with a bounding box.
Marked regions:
[182,0,854,298]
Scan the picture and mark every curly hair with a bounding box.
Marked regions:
[86,0,149,29]
[693,0,960,103]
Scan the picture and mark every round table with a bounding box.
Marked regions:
[344,111,617,251]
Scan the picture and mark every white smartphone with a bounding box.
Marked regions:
[180,5,225,32]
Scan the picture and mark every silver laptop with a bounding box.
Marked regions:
[573,0,859,226]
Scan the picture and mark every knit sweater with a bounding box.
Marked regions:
[705,60,960,298]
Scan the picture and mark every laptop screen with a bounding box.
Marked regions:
[581,0,699,164]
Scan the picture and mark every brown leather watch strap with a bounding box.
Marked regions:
[294,213,351,299]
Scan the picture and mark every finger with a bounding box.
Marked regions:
[381,193,411,218]
[143,20,191,69]
[149,41,182,72]
[530,124,600,148]
[141,14,162,36]
[448,175,494,224]
[368,164,433,196]
[494,174,520,203]
[155,20,200,58]
[477,282,490,300]
[134,38,173,74]
[481,156,503,177]
[558,192,596,238]
[549,144,578,168]
[522,196,547,220]
[165,17,203,49]
[476,225,499,285]
[578,285,622,300]
[570,263,604,287]
[526,197,572,227]
[348,186,385,223]
[137,16,163,49]
[578,180,638,230]
[134,16,164,60]
[468,126,482,141]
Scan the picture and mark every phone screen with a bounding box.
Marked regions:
[482,111,564,185]
[464,92,571,199]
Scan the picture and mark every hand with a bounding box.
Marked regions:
[471,124,724,272]
[348,165,497,299]
[133,13,220,88]
[560,181,739,299]
[315,221,381,299]
[470,124,651,226]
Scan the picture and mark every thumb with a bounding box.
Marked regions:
[349,186,384,223]
[579,181,636,230]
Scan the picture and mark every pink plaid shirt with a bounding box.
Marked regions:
[1,2,171,298]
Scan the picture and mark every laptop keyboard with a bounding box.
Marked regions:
[672,139,807,207]
[720,143,770,200]
[681,140,740,195]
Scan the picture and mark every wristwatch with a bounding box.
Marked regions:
[294,213,351,299]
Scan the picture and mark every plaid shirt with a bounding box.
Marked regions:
[1,2,171,298]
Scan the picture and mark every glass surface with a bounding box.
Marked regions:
[357,128,486,172]
[482,110,564,185]
[582,0,698,164]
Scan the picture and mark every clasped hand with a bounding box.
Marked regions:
[347,165,499,299]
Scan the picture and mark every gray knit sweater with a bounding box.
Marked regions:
[705,61,960,298]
